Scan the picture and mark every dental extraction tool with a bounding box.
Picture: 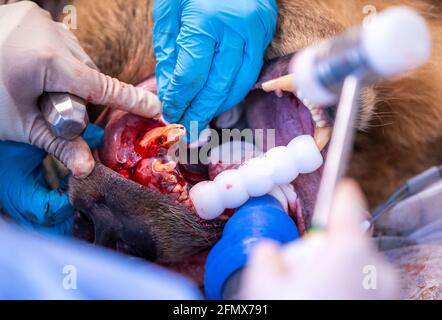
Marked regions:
[264,6,432,108]
[366,165,442,229]
[296,6,433,228]
[203,6,432,300]
[40,92,89,141]
[312,75,362,228]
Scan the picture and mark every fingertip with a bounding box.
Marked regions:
[63,138,95,179]
[328,179,368,238]
[60,63,163,120]
[70,150,95,179]
[250,240,286,275]
[29,119,95,179]
[127,87,163,119]
[253,240,280,259]
[117,83,163,118]
[336,179,367,210]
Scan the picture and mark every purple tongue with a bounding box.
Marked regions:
[245,54,324,227]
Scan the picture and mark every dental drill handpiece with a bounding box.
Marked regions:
[290,6,432,229]
[291,6,431,109]
[39,92,89,141]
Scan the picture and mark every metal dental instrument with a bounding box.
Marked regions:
[39,93,89,141]
[204,5,432,300]
[366,165,442,229]
[263,7,431,229]
[312,75,363,229]
[296,6,433,229]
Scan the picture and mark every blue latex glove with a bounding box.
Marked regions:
[0,124,104,236]
[153,0,278,139]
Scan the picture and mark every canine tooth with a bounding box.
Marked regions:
[280,184,298,204]
[139,124,185,149]
[190,181,224,220]
[261,74,294,93]
[314,127,332,152]
[214,169,249,209]
[265,146,300,184]
[239,157,275,197]
[288,135,323,173]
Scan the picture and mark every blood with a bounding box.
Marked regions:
[100,111,236,214]
[101,115,191,205]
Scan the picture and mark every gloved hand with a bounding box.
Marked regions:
[0,1,162,178]
[0,124,104,236]
[239,180,399,300]
[153,0,277,138]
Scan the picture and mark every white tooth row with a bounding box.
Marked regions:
[269,184,298,213]
[310,107,331,128]
[296,90,315,111]
[296,90,331,129]
[189,135,323,220]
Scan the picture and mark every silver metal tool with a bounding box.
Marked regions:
[292,6,431,108]
[309,6,432,229]
[40,92,89,141]
[312,74,363,228]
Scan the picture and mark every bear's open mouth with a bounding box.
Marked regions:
[72,54,332,284]
[244,54,332,231]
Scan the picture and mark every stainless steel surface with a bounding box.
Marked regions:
[40,92,88,141]
[312,74,362,228]
[315,28,371,94]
